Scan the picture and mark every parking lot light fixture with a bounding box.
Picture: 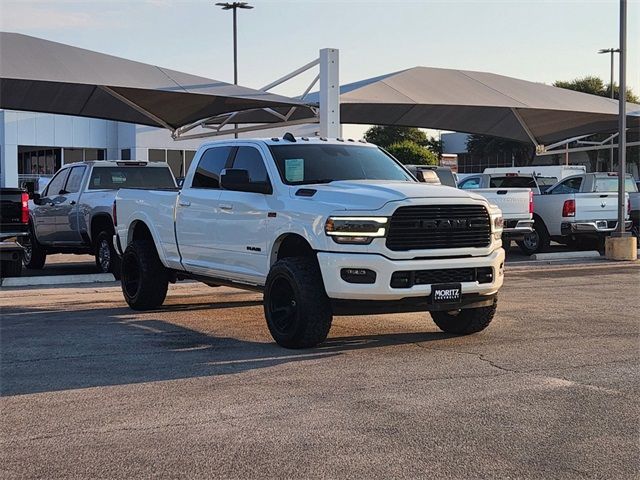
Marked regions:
[215,2,253,139]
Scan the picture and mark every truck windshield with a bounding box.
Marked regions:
[88,167,175,190]
[269,144,413,185]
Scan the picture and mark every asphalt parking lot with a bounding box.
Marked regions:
[1,262,638,479]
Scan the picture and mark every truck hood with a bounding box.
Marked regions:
[292,180,480,211]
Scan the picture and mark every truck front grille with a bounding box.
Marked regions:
[385,205,491,251]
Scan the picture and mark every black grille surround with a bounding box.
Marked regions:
[390,267,494,289]
[385,205,491,251]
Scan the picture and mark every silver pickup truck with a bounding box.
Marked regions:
[22,161,175,276]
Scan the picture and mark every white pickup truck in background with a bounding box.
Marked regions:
[520,172,633,254]
[114,137,505,349]
[458,173,534,252]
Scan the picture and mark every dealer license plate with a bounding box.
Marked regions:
[432,283,462,304]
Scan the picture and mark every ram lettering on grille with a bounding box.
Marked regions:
[386,205,491,251]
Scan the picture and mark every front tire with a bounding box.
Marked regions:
[20,226,46,270]
[264,257,332,349]
[430,297,498,335]
[95,231,121,279]
[120,239,168,310]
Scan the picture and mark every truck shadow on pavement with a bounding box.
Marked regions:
[1,302,455,397]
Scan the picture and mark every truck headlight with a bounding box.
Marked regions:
[325,217,388,244]
[492,215,504,240]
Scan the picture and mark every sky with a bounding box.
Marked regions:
[1,0,639,139]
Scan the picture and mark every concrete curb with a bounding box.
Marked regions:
[1,273,115,287]
[530,251,601,261]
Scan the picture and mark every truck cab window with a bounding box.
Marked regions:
[551,177,582,194]
[231,147,269,183]
[459,177,480,189]
[64,166,86,194]
[192,146,233,189]
[44,169,70,196]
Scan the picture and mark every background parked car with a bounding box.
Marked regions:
[22,161,175,277]
[405,165,457,187]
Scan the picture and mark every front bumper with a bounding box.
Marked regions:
[317,248,505,301]
[561,220,632,235]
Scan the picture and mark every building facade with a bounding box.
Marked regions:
[0,110,317,188]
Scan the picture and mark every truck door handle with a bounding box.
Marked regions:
[70,200,76,205]
[178,200,191,207]
[220,203,233,211]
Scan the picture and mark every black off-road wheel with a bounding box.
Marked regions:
[20,226,46,270]
[517,220,550,255]
[264,257,332,349]
[95,230,121,279]
[120,239,168,311]
[430,296,498,335]
[0,258,22,278]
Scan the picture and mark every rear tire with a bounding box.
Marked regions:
[0,259,22,278]
[517,220,550,255]
[430,297,498,335]
[20,226,46,270]
[264,257,332,349]
[120,239,168,310]
[95,231,121,279]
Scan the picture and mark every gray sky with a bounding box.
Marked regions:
[1,0,638,138]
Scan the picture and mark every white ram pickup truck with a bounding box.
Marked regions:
[520,172,633,254]
[458,173,534,248]
[114,137,505,348]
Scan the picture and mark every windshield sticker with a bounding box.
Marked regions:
[285,159,304,182]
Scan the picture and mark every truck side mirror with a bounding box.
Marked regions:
[221,169,272,194]
[31,192,42,204]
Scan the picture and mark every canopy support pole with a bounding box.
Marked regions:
[319,48,341,138]
[99,86,176,133]
[510,108,540,147]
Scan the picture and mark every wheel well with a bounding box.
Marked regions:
[129,221,153,243]
[532,213,548,233]
[272,234,315,265]
[91,214,115,245]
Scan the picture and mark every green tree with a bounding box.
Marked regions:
[553,75,639,103]
[465,135,535,165]
[364,125,442,156]
[364,126,427,147]
[386,140,438,165]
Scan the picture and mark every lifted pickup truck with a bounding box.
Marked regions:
[520,172,633,254]
[115,137,505,349]
[23,161,175,276]
[458,173,534,250]
[0,188,29,277]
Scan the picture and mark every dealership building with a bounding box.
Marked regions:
[0,109,317,189]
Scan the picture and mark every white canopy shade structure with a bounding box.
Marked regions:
[0,32,313,135]
[307,66,640,148]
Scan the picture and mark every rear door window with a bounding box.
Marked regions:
[593,177,637,193]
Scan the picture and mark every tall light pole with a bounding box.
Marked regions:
[614,0,627,237]
[598,47,620,171]
[216,2,253,137]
